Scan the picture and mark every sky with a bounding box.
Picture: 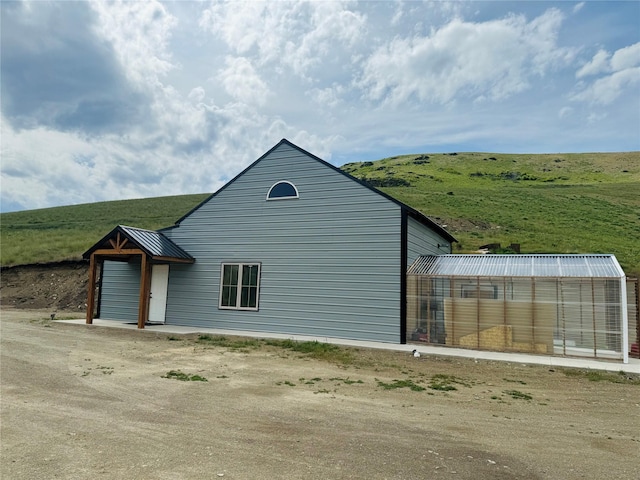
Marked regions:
[1,1,639,213]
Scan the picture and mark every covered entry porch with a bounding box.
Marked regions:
[83,225,194,328]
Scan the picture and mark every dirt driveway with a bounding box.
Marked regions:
[1,308,639,480]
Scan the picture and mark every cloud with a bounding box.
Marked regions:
[217,57,271,106]
[611,42,640,71]
[1,1,638,213]
[572,67,640,105]
[199,0,366,78]
[576,49,610,78]
[357,8,573,105]
[572,42,640,105]
[90,0,177,86]
[0,1,147,133]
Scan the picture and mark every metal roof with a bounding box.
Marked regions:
[407,254,625,278]
[83,225,194,261]
[119,225,193,260]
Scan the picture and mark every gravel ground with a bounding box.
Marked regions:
[2,308,639,480]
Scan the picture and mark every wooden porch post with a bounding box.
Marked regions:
[85,253,98,324]
[137,254,152,329]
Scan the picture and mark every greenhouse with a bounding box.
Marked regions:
[407,254,633,363]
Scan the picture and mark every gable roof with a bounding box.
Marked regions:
[83,225,194,262]
[168,139,456,243]
[407,254,625,278]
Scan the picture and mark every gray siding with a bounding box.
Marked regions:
[99,260,140,320]
[407,215,450,267]
[164,143,403,342]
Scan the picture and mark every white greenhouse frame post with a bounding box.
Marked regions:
[621,276,629,364]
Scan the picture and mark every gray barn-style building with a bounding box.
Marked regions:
[85,139,455,343]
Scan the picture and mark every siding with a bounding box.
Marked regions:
[99,260,140,321]
[164,143,403,342]
[407,215,450,267]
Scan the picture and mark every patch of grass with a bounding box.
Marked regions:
[300,377,324,385]
[266,339,354,365]
[503,378,527,385]
[562,369,640,385]
[197,334,262,350]
[377,379,426,391]
[162,370,208,382]
[504,390,533,400]
[428,374,470,391]
[329,377,364,385]
[275,380,296,387]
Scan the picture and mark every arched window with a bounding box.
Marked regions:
[267,181,299,200]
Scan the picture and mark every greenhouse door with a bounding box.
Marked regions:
[148,265,169,324]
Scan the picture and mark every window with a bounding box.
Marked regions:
[219,263,261,310]
[267,181,299,200]
[461,284,498,299]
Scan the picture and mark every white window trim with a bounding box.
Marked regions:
[219,262,261,311]
[266,180,299,200]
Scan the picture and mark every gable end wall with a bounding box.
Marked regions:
[164,143,404,342]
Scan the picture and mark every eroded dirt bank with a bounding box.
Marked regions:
[1,261,88,311]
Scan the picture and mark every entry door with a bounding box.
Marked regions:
[148,264,169,323]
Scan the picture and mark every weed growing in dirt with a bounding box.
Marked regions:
[329,377,364,385]
[503,378,527,385]
[162,370,208,382]
[562,369,640,385]
[275,380,296,387]
[428,374,471,391]
[377,379,426,391]
[265,339,354,365]
[504,390,533,400]
[300,377,324,384]
[197,334,262,350]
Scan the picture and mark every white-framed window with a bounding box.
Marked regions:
[267,181,299,200]
[219,263,261,310]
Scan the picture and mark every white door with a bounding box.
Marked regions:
[148,264,169,324]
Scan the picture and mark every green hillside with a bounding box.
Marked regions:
[0,194,209,267]
[2,151,639,275]
[343,151,640,275]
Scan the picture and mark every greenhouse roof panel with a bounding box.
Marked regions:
[407,254,624,278]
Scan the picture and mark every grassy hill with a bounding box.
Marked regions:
[0,194,209,267]
[2,151,639,275]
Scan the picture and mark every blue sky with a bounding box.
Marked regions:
[1,1,639,212]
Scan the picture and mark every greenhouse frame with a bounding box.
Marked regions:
[407,254,634,363]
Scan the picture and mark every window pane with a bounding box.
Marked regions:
[242,264,258,287]
[223,264,238,285]
[222,286,237,307]
[268,182,297,199]
[240,286,257,308]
